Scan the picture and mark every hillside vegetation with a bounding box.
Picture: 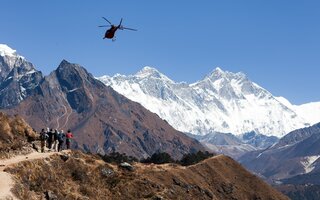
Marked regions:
[0,112,37,158]
[5,151,289,200]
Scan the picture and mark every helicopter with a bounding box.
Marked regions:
[99,17,137,41]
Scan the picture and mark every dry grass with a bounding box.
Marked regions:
[0,112,37,159]
[7,151,123,200]
[5,151,289,200]
[0,112,288,199]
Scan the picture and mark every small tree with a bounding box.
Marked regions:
[101,152,138,164]
[141,152,175,164]
[179,151,214,166]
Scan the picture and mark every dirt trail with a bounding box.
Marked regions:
[0,151,57,200]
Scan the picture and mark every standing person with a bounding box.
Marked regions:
[39,128,48,153]
[47,128,54,150]
[66,129,73,149]
[53,129,59,151]
[57,130,65,152]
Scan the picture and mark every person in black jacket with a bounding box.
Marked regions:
[47,128,54,150]
[53,129,59,151]
[57,130,65,152]
[39,128,48,153]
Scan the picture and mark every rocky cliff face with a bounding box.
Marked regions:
[4,60,205,159]
[0,44,43,108]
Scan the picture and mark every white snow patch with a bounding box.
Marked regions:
[0,44,24,59]
[294,102,320,125]
[301,155,320,173]
[25,69,37,75]
[68,88,79,93]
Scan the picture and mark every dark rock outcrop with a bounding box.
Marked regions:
[0,54,43,108]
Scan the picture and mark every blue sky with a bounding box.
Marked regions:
[1,1,319,104]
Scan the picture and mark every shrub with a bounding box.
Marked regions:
[179,151,214,166]
[101,152,138,164]
[141,152,175,164]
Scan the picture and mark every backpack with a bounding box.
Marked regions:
[57,133,65,142]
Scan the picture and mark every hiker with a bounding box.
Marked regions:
[66,129,73,149]
[39,128,48,153]
[47,128,54,150]
[53,129,59,151]
[57,130,65,152]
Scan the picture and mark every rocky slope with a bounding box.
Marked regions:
[3,60,205,159]
[190,131,279,159]
[5,151,289,200]
[275,184,320,200]
[239,122,320,183]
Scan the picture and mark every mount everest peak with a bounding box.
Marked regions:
[205,67,245,81]
[136,66,161,77]
[135,66,176,85]
[98,67,319,137]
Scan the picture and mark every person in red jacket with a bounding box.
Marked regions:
[66,129,74,149]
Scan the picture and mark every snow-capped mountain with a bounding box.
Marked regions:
[98,66,319,137]
[0,44,43,107]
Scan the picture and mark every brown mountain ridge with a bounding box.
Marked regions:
[2,60,205,159]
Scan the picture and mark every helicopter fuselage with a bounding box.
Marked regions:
[104,25,119,39]
[100,17,136,40]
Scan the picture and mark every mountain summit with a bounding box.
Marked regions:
[98,67,318,137]
[0,44,43,108]
[0,44,24,58]
[136,66,165,79]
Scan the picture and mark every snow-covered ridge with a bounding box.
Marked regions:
[276,97,320,125]
[97,67,320,137]
[0,44,24,59]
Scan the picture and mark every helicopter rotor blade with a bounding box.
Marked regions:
[121,27,137,31]
[98,25,111,27]
[102,17,112,25]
